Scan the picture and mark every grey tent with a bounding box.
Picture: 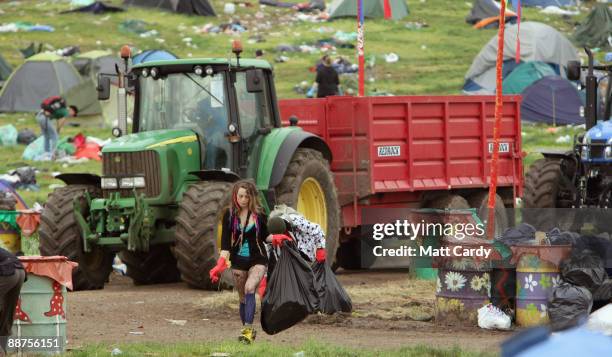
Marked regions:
[466,0,517,29]
[0,53,84,112]
[124,0,216,16]
[463,22,578,94]
[72,50,122,81]
[574,4,612,49]
[328,0,408,20]
[72,51,131,125]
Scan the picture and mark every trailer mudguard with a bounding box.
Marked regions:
[55,173,101,187]
[256,127,332,190]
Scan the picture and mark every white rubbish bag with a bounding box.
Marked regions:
[478,303,511,330]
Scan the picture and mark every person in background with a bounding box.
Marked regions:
[0,247,25,355]
[314,55,340,98]
[36,96,78,157]
[209,180,271,344]
[255,49,264,59]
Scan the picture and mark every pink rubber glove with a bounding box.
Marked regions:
[271,234,292,247]
[316,248,326,263]
[258,276,267,299]
[209,257,227,283]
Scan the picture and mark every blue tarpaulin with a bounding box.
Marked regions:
[132,50,177,65]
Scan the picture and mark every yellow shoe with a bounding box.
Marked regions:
[238,326,256,344]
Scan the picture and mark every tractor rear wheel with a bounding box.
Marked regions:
[39,185,113,290]
[275,148,340,264]
[119,245,181,285]
[467,192,509,239]
[523,158,575,231]
[175,181,232,289]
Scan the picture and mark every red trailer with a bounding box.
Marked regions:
[279,95,523,258]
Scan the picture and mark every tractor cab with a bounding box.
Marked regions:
[129,57,276,177]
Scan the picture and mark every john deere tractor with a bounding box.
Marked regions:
[39,44,339,290]
[524,48,612,229]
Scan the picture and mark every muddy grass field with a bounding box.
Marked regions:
[65,270,510,354]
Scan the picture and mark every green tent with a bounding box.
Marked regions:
[328,0,408,20]
[502,61,557,94]
[72,50,121,81]
[71,50,132,127]
[574,4,612,48]
[0,55,12,83]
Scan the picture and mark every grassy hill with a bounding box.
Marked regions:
[0,0,605,206]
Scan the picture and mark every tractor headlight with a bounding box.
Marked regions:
[119,177,134,189]
[606,138,612,159]
[582,135,591,160]
[133,177,146,188]
[101,177,118,189]
[119,177,146,189]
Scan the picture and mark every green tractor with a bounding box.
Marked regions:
[39,45,340,290]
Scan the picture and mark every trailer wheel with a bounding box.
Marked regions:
[119,245,181,285]
[467,192,509,238]
[523,158,575,230]
[276,148,340,264]
[39,185,113,291]
[429,194,470,210]
[175,181,233,289]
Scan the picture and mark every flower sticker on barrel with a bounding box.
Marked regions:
[445,271,467,292]
[524,274,538,292]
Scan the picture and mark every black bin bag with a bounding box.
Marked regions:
[313,261,352,314]
[560,251,607,294]
[261,244,319,335]
[548,283,593,331]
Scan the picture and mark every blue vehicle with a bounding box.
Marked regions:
[524,48,612,227]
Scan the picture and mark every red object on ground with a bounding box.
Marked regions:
[278,95,523,227]
[73,133,101,161]
[18,256,78,290]
[75,142,101,161]
[316,248,326,263]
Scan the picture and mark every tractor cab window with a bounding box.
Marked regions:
[234,71,272,139]
[138,72,232,170]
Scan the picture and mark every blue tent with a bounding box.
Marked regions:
[520,0,575,6]
[132,50,177,65]
[521,76,583,125]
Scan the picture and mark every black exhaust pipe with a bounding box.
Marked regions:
[585,48,598,130]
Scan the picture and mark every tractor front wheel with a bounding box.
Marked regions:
[523,158,576,231]
[275,148,340,264]
[39,185,113,290]
[175,181,232,289]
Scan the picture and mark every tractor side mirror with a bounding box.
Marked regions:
[97,75,111,100]
[567,60,582,81]
[246,69,264,93]
[126,73,137,91]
